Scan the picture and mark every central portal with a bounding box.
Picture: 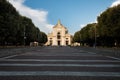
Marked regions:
[58,41,61,46]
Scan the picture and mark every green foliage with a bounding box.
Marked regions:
[39,32,48,44]
[97,5,120,47]
[74,4,120,47]
[73,23,96,46]
[73,31,80,43]
[80,23,96,46]
[0,0,47,46]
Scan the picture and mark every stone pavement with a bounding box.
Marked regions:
[0,46,120,80]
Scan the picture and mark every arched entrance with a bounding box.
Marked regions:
[66,41,69,45]
[58,40,61,46]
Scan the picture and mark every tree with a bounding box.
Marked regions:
[0,0,21,45]
[73,23,96,46]
[97,5,120,47]
[73,31,80,43]
[0,0,47,46]
[80,23,96,46]
[39,32,48,44]
[74,4,120,47]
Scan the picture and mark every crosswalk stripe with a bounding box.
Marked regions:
[0,59,120,62]
[106,56,120,60]
[0,63,120,67]
[0,71,120,77]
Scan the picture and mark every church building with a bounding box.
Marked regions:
[46,20,72,46]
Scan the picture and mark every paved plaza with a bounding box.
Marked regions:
[0,46,120,80]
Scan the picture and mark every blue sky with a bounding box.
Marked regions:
[9,0,120,34]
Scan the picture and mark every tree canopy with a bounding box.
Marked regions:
[0,0,47,46]
[97,5,120,47]
[73,5,120,47]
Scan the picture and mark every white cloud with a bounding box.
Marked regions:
[111,0,120,7]
[80,24,86,29]
[8,0,53,33]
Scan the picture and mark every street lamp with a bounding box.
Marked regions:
[24,25,26,46]
[94,24,97,48]
[79,33,81,46]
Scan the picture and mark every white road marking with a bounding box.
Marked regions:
[0,59,120,62]
[106,56,120,60]
[81,50,120,60]
[2,55,18,59]
[0,52,31,59]
[0,64,120,67]
[87,52,96,54]
[21,55,99,56]
[0,71,120,77]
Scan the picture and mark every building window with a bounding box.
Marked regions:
[57,35,61,39]
[57,32,61,39]
[57,32,60,35]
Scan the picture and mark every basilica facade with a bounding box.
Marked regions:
[46,20,72,46]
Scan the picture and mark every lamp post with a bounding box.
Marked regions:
[94,24,97,48]
[24,25,26,46]
[79,33,81,46]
